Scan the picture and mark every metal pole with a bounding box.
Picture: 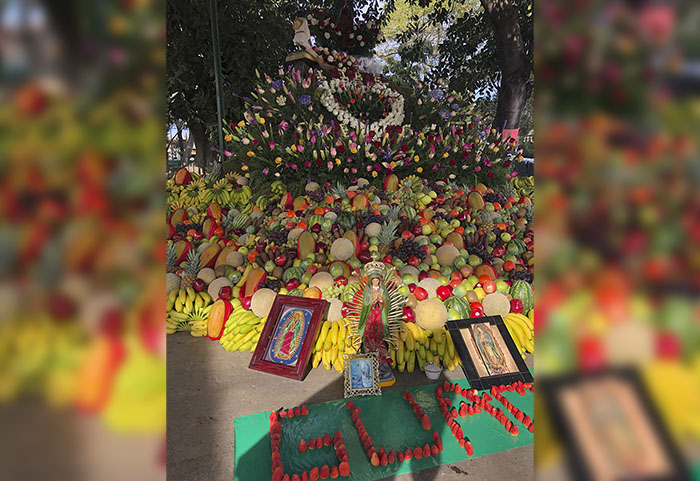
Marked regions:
[209,0,225,166]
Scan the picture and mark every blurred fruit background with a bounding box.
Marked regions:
[535,0,700,479]
[0,1,165,480]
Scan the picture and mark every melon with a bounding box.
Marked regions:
[445,231,464,249]
[330,238,354,261]
[415,299,448,330]
[288,227,304,242]
[352,193,370,209]
[482,292,510,317]
[197,241,214,255]
[293,197,308,211]
[208,277,233,301]
[336,211,356,230]
[280,192,294,210]
[173,168,192,185]
[467,191,485,210]
[243,268,267,298]
[207,299,234,340]
[207,203,222,219]
[215,246,238,268]
[226,251,244,268]
[384,173,399,192]
[173,240,193,265]
[202,218,219,238]
[287,288,304,297]
[324,212,337,222]
[364,222,381,238]
[309,272,334,290]
[166,273,180,294]
[342,231,360,256]
[305,181,320,192]
[251,288,277,318]
[197,268,216,285]
[199,244,221,269]
[510,280,533,313]
[327,298,343,322]
[168,208,188,225]
[417,278,442,299]
[399,265,420,280]
[436,245,459,266]
[297,231,316,259]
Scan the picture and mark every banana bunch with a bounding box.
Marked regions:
[393,322,459,374]
[166,288,214,336]
[200,179,233,205]
[228,184,253,207]
[512,176,534,197]
[504,311,534,357]
[219,303,265,352]
[311,319,353,373]
[270,180,286,196]
[238,202,254,215]
[254,195,270,210]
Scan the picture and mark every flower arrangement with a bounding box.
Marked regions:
[221,49,521,192]
[305,9,383,57]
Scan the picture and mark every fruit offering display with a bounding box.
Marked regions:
[166,168,535,373]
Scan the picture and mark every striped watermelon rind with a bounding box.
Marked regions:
[444,296,471,318]
[510,280,533,313]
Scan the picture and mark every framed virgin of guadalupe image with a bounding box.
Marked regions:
[446,315,532,390]
[249,295,328,381]
[343,352,381,398]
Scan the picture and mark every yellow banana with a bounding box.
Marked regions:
[446,332,455,358]
[312,351,322,368]
[186,287,196,302]
[168,289,179,303]
[396,338,404,364]
[319,321,331,343]
[178,289,186,305]
[405,328,415,352]
[236,265,252,288]
[330,321,339,345]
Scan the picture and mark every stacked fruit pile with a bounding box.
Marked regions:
[166,167,535,372]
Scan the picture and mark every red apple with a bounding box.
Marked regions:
[418,271,430,281]
[358,251,372,263]
[192,278,207,292]
[449,279,461,289]
[359,240,370,251]
[471,309,484,318]
[311,223,322,233]
[285,278,301,290]
[412,224,423,236]
[334,276,348,287]
[192,231,204,241]
[402,306,415,322]
[172,233,183,242]
[413,287,429,301]
[436,285,452,300]
[469,302,483,313]
[274,255,287,267]
[407,283,417,293]
[408,255,420,267]
[218,286,233,300]
[401,230,413,240]
[307,265,318,275]
[492,245,506,258]
[241,296,252,310]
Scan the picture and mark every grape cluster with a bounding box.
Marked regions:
[509,269,533,284]
[492,233,504,247]
[259,278,282,291]
[360,211,386,226]
[320,285,345,300]
[175,222,202,234]
[469,245,493,263]
[432,211,456,223]
[390,239,426,262]
[429,182,445,196]
[308,189,324,203]
[373,189,389,203]
[268,229,288,246]
[483,192,508,205]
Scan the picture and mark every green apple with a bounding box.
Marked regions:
[368,245,378,253]
[467,275,479,286]
[238,246,249,256]
[453,256,467,269]
[452,283,468,297]
[402,274,416,284]
[451,219,461,228]
[264,260,276,273]
[429,234,442,245]
[416,237,429,246]
[321,219,333,231]
[468,254,482,267]
[369,236,379,246]
[437,219,449,230]
[398,284,410,296]
[428,190,437,199]
[438,276,450,286]
[348,257,361,269]
[500,232,512,243]
[485,203,495,212]
[429,243,437,254]
[440,266,452,277]
[392,258,405,268]
[496,280,509,292]
[418,263,430,272]
[421,224,432,235]
[301,271,313,285]
[293,259,301,267]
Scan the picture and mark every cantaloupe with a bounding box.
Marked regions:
[415,299,447,330]
[199,244,221,269]
[365,222,381,238]
[197,268,216,285]
[352,193,369,209]
[226,251,244,268]
[166,273,180,294]
[243,268,267,298]
[174,240,193,265]
[324,212,337,222]
[327,298,343,322]
[482,292,510,317]
[343,231,359,256]
[418,278,442,298]
[467,191,485,210]
[288,227,304,242]
[207,299,234,340]
[309,272,333,290]
[330,238,354,261]
[251,288,277,318]
[215,246,238,269]
[208,277,233,300]
[207,203,222,219]
[436,245,459,266]
[297,231,316,259]
[399,265,420,281]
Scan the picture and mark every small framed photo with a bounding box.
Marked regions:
[343,352,381,398]
[446,315,533,390]
[249,295,328,381]
[540,369,692,481]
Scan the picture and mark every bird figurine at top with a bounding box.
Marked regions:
[293,17,323,63]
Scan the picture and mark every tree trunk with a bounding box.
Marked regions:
[190,121,213,172]
[480,0,531,132]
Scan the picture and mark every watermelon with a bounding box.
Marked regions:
[282,266,305,283]
[506,239,527,256]
[510,280,533,313]
[287,288,304,297]
[308,214,324,227]
[337,211,356,230]
[444,297,470,319]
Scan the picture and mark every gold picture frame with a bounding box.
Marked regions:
[343,352,381,398]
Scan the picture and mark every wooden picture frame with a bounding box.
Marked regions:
[540,368,692,481]
[249,295,328,381]
[343,352,381,398]
[446,315,533,391]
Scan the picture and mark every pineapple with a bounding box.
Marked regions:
[385,205,401,221]
[205,162,222,187]
[181,249,200,289]
[330,181,347,199]
[377,220,400,257]
[166,243,178,273]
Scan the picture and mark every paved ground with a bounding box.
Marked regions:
[167,332,534,481]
